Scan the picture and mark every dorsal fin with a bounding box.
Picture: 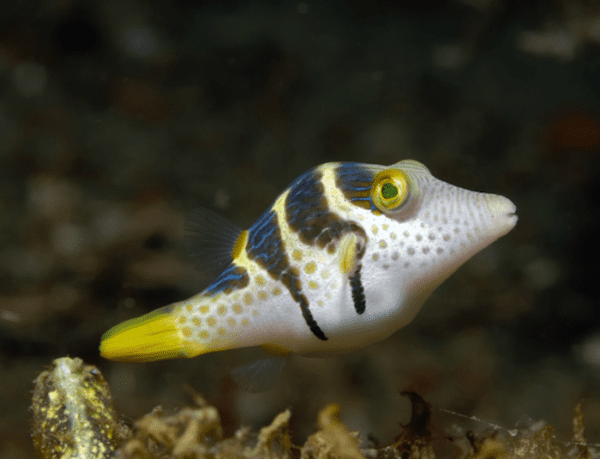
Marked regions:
[183,207,242,281]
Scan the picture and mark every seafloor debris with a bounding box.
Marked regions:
[301,404,365,459]
[31,357,123,459]
[31,357,596,459]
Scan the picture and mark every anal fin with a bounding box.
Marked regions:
[228,346,289,392]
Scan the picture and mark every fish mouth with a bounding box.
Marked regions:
[484,194,516,217]
[483,194,518,234]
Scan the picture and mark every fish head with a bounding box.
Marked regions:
[325,159,518,345]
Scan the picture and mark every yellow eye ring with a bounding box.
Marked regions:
[371,169,410,212]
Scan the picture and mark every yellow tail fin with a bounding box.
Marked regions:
[100,307,198,362]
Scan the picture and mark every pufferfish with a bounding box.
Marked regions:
[100,160,517,391]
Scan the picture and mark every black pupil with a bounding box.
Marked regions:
[381,182,398,199]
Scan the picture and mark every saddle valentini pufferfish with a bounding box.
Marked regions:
[100,160,517,391]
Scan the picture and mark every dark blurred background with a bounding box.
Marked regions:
[1,0,600,457]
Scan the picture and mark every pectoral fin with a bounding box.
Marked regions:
[337,232,366,314]
[338,232,359,275]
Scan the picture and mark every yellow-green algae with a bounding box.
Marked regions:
[31,357,121,459]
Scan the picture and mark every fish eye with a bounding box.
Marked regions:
[371,169,410,212]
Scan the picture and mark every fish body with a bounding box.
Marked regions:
[100,160,517,386]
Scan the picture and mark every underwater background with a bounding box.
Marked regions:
[1,0,600,457]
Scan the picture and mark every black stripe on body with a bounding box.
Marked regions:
[286,167,369,315]
[246,209,327,341]
[285,169,340,245]
[245,165,375,340]
[335,162,377,211]
[286,168,368,251]
[349,265,366,315]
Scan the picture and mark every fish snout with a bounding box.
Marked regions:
[484,193,518,235]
